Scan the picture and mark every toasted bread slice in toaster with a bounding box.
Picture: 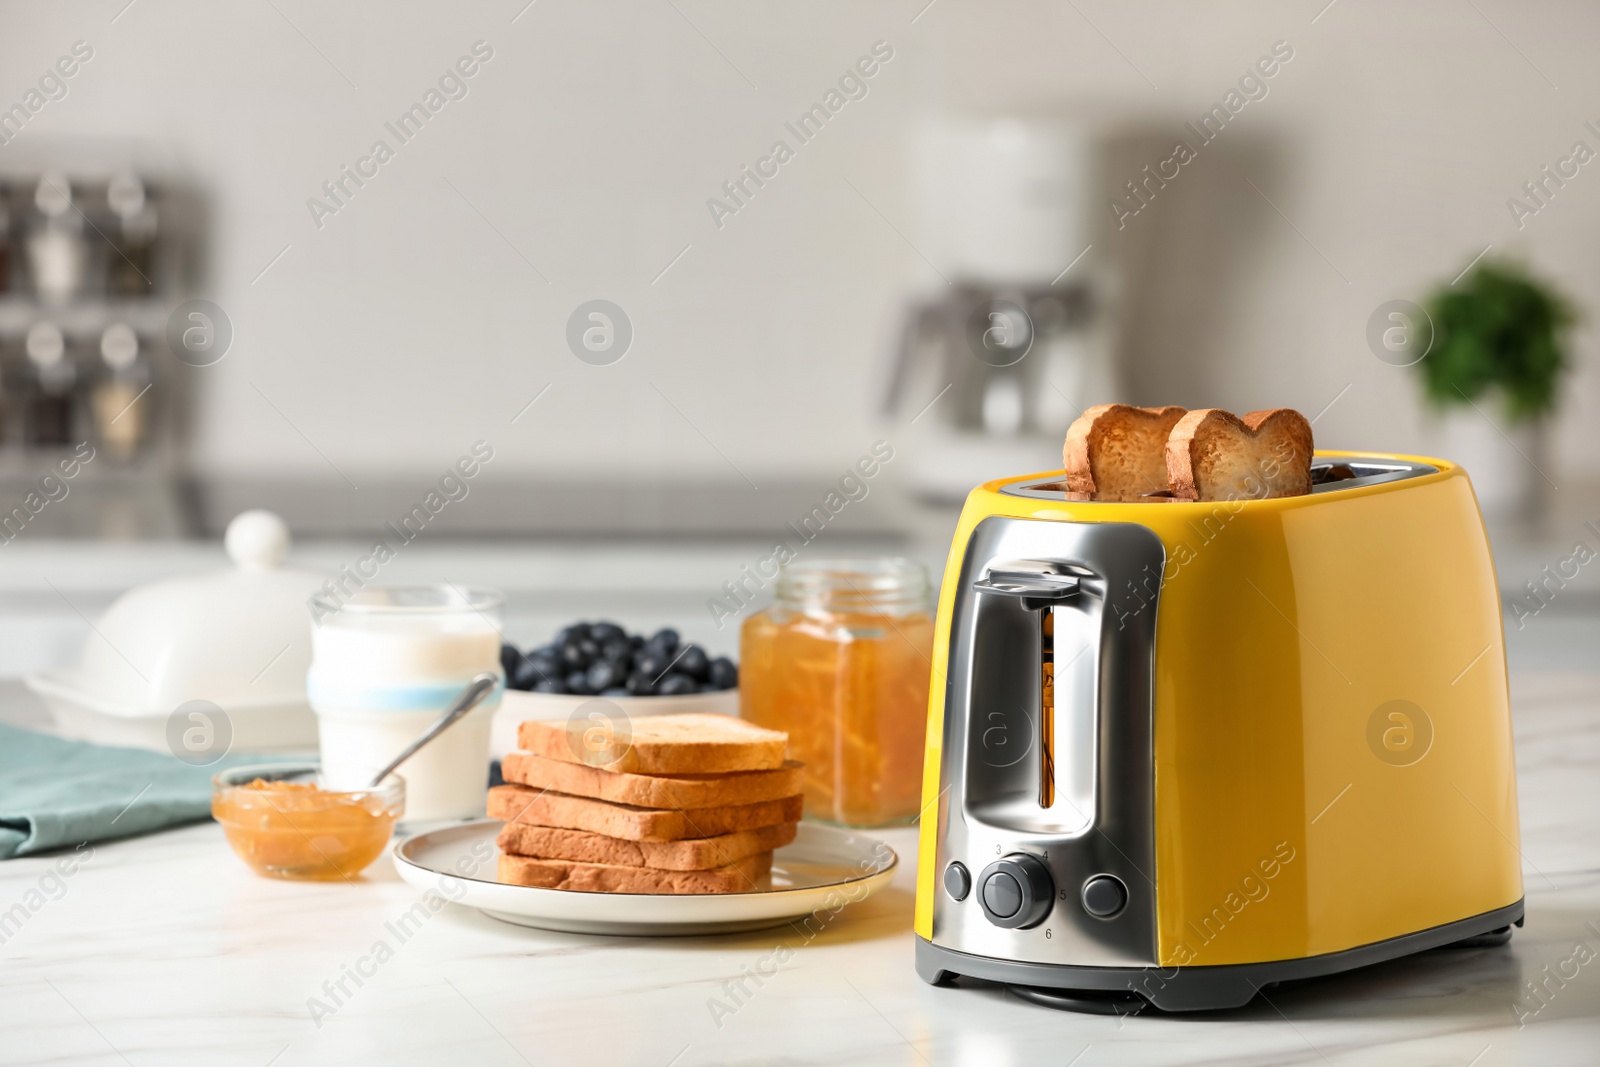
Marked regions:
[1063,404,1187,501]
[1165,407,1314,501]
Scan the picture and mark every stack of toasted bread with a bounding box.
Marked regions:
[1063,404,1314,502]
[488,713,801,894]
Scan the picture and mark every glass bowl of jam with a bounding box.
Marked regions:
[211,763,405,880]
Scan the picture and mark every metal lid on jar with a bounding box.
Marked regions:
[35,172,72,216]
[26,322,66,366]
[101,323,139,368]
[108,172,146,218]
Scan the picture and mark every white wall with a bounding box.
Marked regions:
[2,0,1596,485]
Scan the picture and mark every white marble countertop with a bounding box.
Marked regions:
[3,674,1599,1066]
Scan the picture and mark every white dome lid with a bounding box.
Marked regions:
[67,511,326,714]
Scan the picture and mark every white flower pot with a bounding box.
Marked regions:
[1433,405,1549,520]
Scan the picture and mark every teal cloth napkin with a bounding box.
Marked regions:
[0,724,292,859]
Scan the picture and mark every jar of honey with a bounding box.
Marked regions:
[739,558,934,827]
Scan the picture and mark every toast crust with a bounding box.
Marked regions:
[516,713,788,775]
[1063,404,1188,501]
[1165,407,1314,501]
[488,784,804,841]
[501,752,804,810]
[496,821,796,871]
[496,850,772,894]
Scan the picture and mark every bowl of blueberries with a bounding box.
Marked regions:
[491,621,739,759]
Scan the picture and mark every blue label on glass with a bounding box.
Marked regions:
[307,673,505,712]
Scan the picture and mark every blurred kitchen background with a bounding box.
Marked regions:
[1,0,1597,689]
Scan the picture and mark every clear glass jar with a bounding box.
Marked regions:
[307,585,504,821]
[739,558,934,827]
[90,324,150,463]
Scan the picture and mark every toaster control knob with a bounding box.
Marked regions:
[977,854,1054,930]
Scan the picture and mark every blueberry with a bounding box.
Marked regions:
[511,655,550,691]
[656,672,698,696]
[600,636,632,664]
[707,657,738,690]
[633,650,668,679]
[554,623,590,646]
[626,671,654,696]
[629,634,645,650]
[532,677,566,694]
[566,670,597,696]
[590,621,625,644]
[676,644,710,681]
[560,640,593,671]
[599,687,630,697]
[648,628,680,655]
[500,643,521,678]
[586,659,625,693]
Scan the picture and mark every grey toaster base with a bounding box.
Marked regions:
[916,898,1525,1013]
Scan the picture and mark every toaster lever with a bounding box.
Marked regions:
[974,570,1081,612]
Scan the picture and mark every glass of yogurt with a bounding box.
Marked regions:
[308,585,504,821]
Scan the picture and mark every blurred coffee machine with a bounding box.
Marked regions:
[882,118,1117,501]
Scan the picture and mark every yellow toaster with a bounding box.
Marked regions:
[914,452,1522,1012]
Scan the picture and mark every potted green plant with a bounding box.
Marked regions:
[1419,260,1574,516]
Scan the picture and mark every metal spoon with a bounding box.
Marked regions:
[368,672,499,788]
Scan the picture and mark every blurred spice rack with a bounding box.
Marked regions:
[0,167,203,535]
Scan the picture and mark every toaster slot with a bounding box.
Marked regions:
[1039,609,1054,809]
[966,561,1099,836]
[1048,600,1098,833]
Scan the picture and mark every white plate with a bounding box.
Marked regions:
[392,819,897,936]
[489,687,740,761]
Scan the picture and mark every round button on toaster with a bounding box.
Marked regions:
[1082,874,1128,918]
[943,861,971,901]
[982,872,1022,918]
[976,854,1054,929]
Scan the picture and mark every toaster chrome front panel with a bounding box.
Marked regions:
[931,516,1164,968]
